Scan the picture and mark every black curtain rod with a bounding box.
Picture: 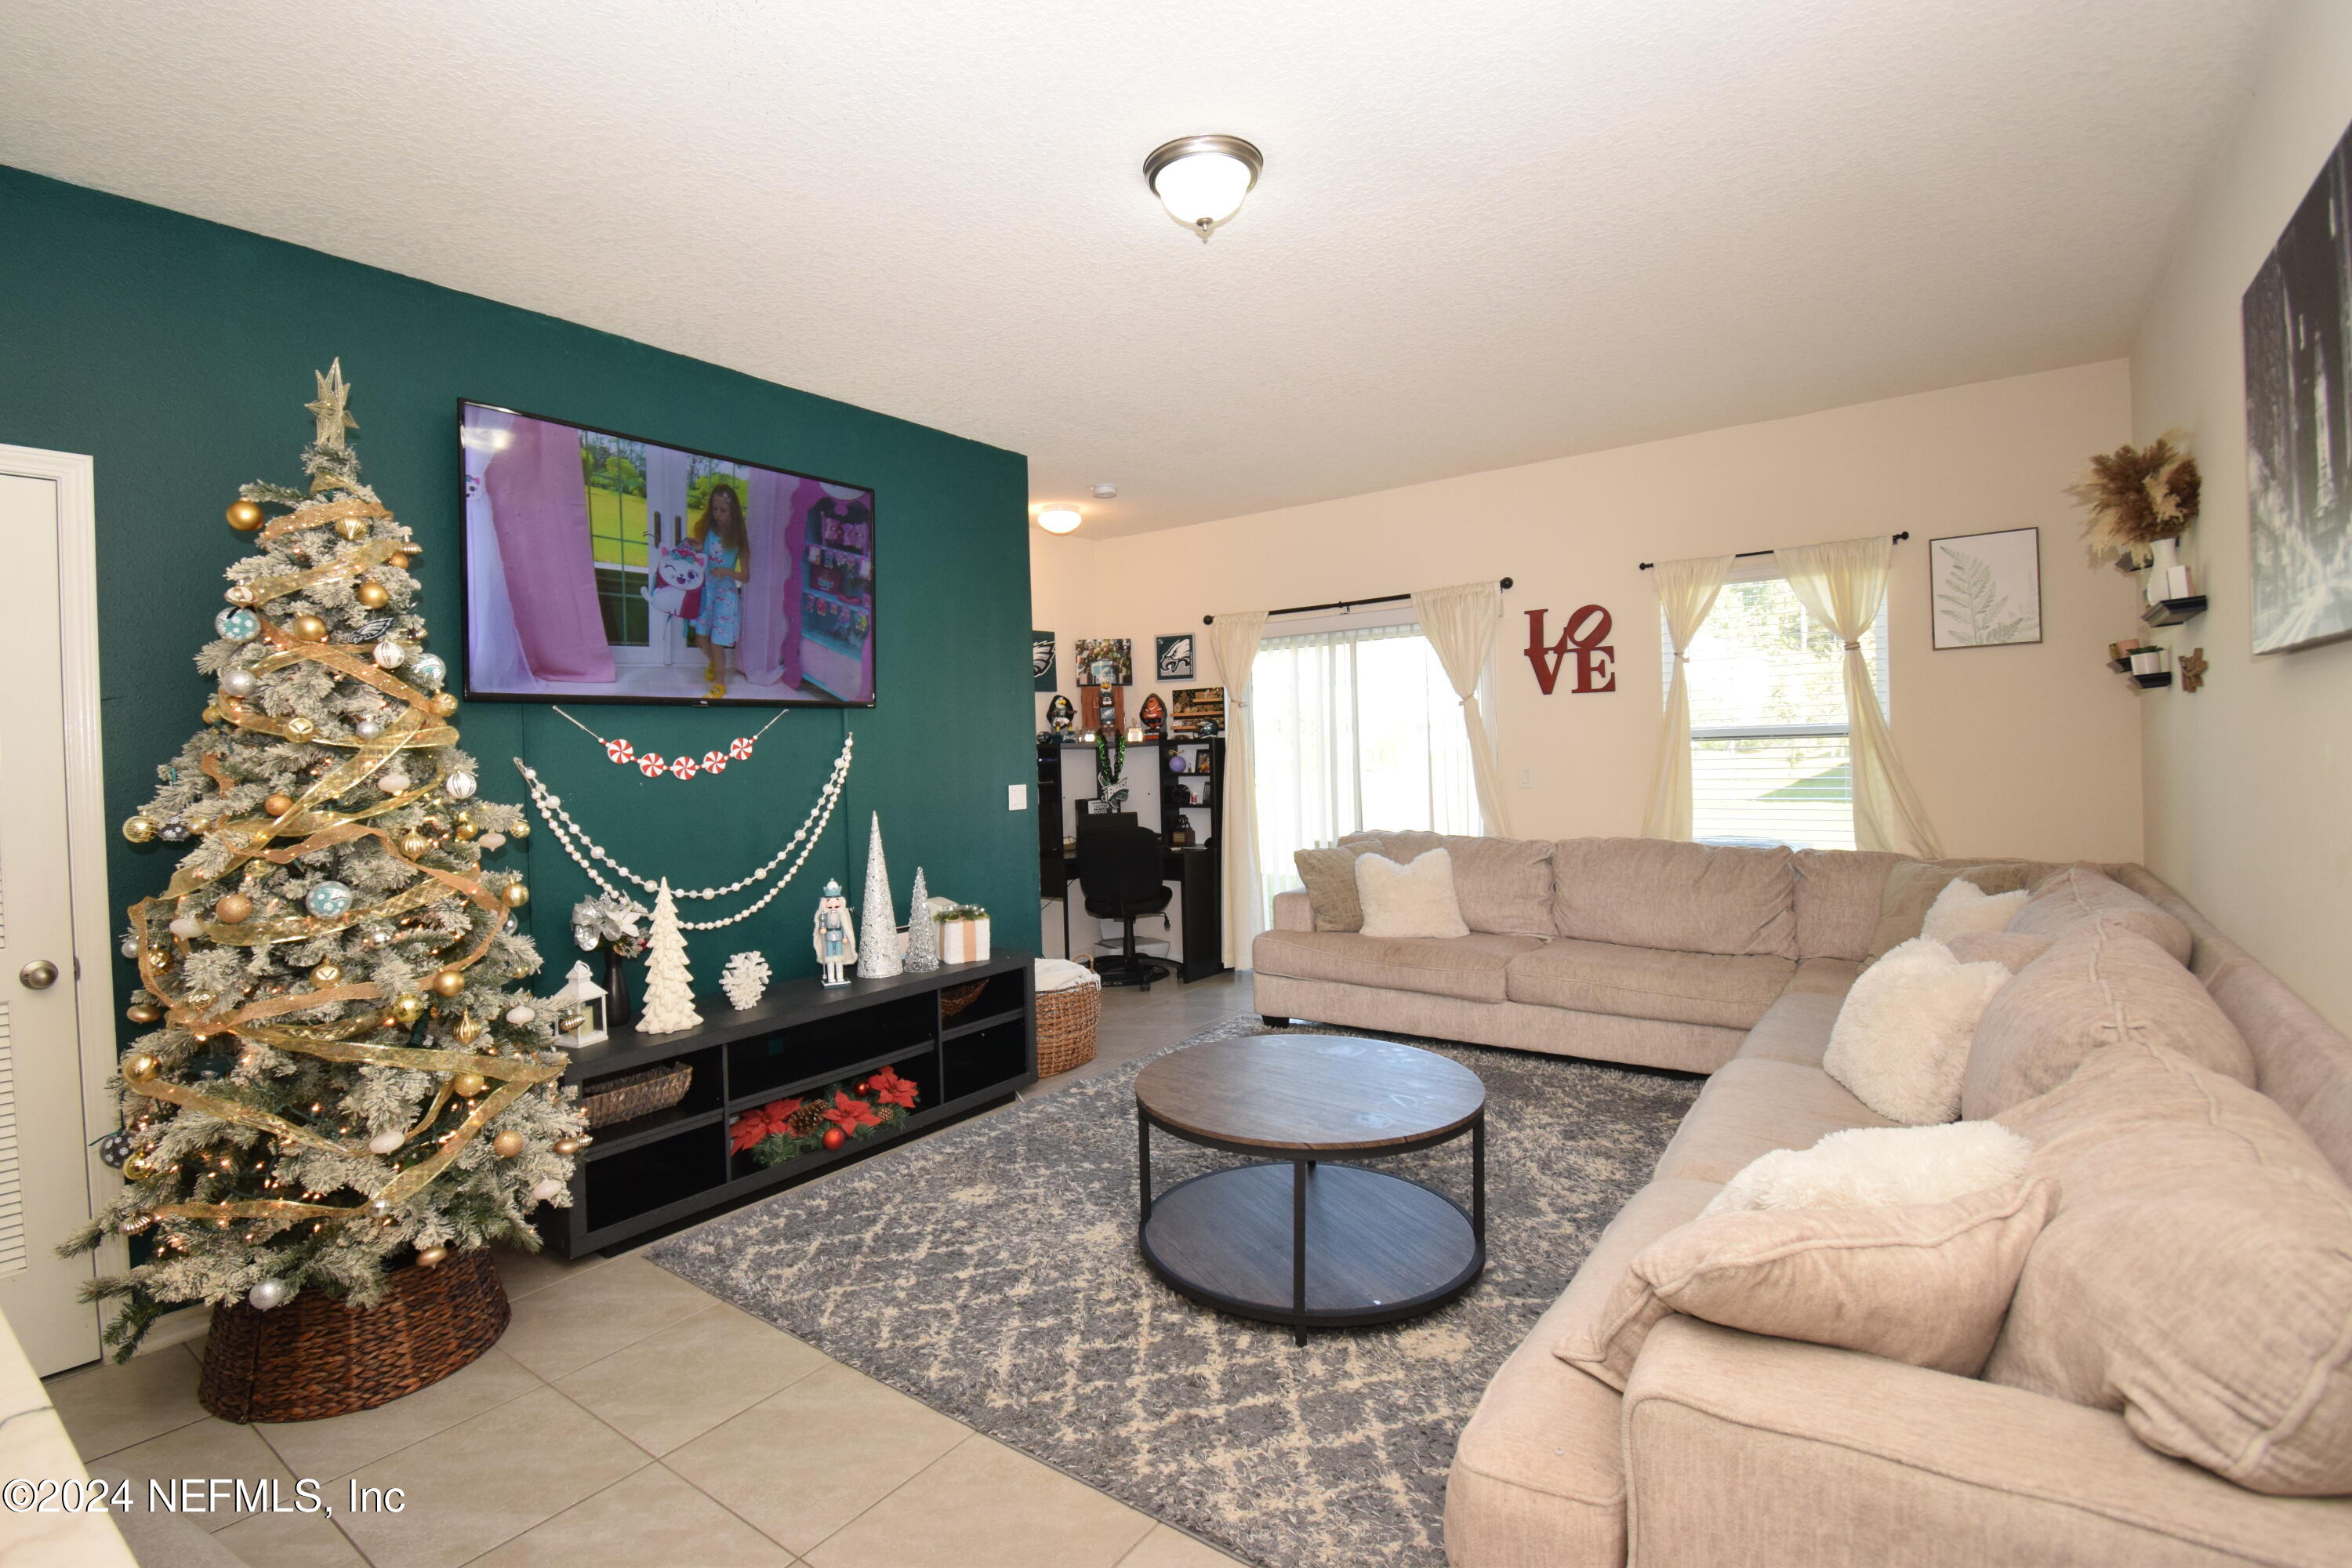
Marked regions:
[1204,577,1512,626]
[1639,532,1907,570]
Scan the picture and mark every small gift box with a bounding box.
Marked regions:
[938,907,992,964]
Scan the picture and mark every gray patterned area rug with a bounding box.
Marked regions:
[648,1019,1698,1568]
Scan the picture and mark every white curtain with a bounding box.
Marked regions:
[1410,581,1510,837]
[1640,554,1734,840]
[1775,535,1944,858]
[1205,611,1269,968]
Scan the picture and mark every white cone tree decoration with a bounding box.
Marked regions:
[856,813,903,978]
[902,867,939,972]
[638,880,702,1033]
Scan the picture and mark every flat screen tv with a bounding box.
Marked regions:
[459,401,875,706]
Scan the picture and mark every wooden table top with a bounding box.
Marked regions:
[1134,1035,1486,1152]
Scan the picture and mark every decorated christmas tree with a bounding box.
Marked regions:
[69,362,586,1356]
[637,880,702,1033]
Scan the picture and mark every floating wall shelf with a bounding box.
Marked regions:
[2141,595,2209,627]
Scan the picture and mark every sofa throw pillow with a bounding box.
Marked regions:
[1961,916,2254,1120]
[1865,859,2041,961]
[1293,845,1374,931]
[1823,938,2013,1125]
[1921,880,2030,944]
[1989,1044,2352,1496]
[1559,1179,2056,1390]
[1703,1120,2034,1217]
[1354,849,1470,939]
[1945,929,2054,971]
[2006,863,2193,966]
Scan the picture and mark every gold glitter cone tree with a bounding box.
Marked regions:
[67,362,587,1356]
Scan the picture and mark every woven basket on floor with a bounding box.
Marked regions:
[579,1060,692,1128]
[199,1246,509,1424]
[1036,959,1100,1077]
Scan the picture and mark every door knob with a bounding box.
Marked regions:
[18,960,58,990]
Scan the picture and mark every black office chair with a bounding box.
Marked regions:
[1075,822,1174,989]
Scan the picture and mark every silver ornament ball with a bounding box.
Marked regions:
[218,667,259,699]
[444,771,477,801]
[505,1005,536,1025]
[248,1279,292,1311]
[372,640,407,670]
[354,717,384,741]
[367,1130,405,1156]
[532,1178,565,1203]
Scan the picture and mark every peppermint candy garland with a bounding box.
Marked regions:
[561,707,785,782]
[510,734,853,932]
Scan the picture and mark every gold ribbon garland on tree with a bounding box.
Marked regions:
[123,490,565,1232]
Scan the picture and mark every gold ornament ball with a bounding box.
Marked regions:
[501,883,531,909]
[452,1071,487,1098]
[215,892,254,925]
[309,961,343,988]
[552,1137,583,1157]
[263,793,295,818]
[201,703,222,726]
[429,968,466,998]
[355,580,390,609]
[225,584,256,606]
[124,1003,162,1026]
[430,692,459,717]
[285,716,316,739]
[390,993,428,1025]
[122,1156,156,1181]
[389,550,412,569]
[454,819,479,841]
[453,1014,483,1045]
[226,499,267,532]
[397,830,430,858]
[335,517,370,542]
[492,1131,526,1159]
[123,1052,161,1082]
[415,1244,448,1269]
[183,989,216,1010]
[289,614,328,642]
[122,815,160,844]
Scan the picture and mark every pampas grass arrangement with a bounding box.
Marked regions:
[2064,430,2201,564]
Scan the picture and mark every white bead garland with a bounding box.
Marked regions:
[510,735,853,932]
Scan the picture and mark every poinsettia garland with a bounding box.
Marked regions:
[731,1065,919,1166]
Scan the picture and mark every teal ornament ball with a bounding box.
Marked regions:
[216,608,260,641]
[408,652,447,686]
[304,880,354,919]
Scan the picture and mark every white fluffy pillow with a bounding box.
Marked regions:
[1922,878,2031,943]
[1823,936,2013,1124]
[1354,849,1470,939]
[1704,1122,2034,1216]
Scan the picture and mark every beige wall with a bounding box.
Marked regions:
[2130,0,2352,1031]
[1035,360,2144,864]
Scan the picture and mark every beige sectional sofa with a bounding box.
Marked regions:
[1249,834,2352,1566]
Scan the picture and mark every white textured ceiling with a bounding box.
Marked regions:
[0,0,2279,536]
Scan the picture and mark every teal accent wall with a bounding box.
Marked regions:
[0,166,1036,1029]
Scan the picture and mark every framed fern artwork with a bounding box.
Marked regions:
[1929,528,2042,649]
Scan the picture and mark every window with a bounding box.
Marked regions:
[1666,569,1888,850]
[1250,620,1481,924]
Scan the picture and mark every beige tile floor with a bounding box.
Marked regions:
[47,975,1259,1568]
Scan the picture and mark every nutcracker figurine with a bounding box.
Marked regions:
[813,879,858,986]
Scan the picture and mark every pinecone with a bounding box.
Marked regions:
[786,1102,824,1138]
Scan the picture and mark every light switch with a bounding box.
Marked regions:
[1007,784,1028,811]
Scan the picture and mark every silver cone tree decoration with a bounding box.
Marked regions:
[855,813,902,978]
[902,867,938,972]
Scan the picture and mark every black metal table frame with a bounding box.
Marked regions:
[1136,1103,1486,1345]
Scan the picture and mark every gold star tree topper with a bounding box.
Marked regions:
[303,359,361,493]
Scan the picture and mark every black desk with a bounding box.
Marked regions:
[1054,845,1224,982]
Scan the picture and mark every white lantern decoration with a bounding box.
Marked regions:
[545,960,608,1047]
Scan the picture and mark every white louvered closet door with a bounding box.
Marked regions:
[0,470,101,1371]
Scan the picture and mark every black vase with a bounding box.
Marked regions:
[604,947,635,1032]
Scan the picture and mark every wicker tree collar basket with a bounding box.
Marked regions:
[200,1247,510,1424]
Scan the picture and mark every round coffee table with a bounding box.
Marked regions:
[1134,1034,1486,1345]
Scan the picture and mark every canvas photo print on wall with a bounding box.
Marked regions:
[1929,528,2042,649]
[1156,633,1196,681]
[461,401,876,704]
[1033,630,1058,691]
[1073,637,1132,686]
[2244,118,2352,655]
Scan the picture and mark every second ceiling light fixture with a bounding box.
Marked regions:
[1145,135,1265,241]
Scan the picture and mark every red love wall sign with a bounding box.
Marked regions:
[1525,606,1617,695]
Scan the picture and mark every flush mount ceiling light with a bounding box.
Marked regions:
[1036,506,1083,535]
[1144,134,1264,241]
